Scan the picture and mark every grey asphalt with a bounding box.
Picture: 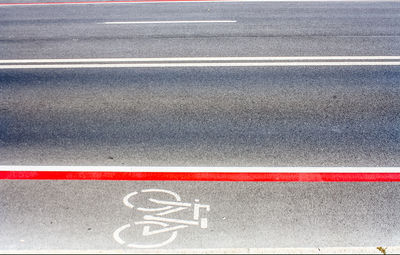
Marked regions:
[1,181,400,250]
[1,66,400,166]
[1,2,400,59]
[1,0,400,252]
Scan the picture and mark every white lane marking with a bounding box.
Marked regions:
[102,20,236,24]
[1,61,400,68]
[1,166,400,173]
[1,247,399,254]
[1,56,399,63]
[1,0,400,7]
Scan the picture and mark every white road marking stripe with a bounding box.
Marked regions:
[0,246,398,254]
[0,62,400,68]
[0,166,399,172]
[1,0,400,7]
[102,20,236,24]
[1,56,399,63]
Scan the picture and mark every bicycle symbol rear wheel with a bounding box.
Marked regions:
[113,221,178,248]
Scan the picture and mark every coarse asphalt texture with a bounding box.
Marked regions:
[0,0,400,252]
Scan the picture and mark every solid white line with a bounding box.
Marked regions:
[1,62,400,68]
[0,246,398,254]
[102,20,236,24]
[0,166,399,173]
[1,0,400,7]
[1,56,399,63]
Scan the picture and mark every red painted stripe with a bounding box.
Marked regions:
[0,0,230,6]
[1,171,400,181]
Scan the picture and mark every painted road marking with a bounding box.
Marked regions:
[114,189,210,248]
[1,56,400,69]
[1,56,400,63]
[1,166,400,181]
[1,0,399,7]
[2,166,400,172]
[101,20,237,24]
[1,62,400,69]
[0,247,399,253]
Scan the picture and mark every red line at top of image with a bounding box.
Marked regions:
[2,171,400,182]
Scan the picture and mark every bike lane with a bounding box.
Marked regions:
[1,179,400,251]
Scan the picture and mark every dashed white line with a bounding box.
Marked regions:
[101,20,237,24]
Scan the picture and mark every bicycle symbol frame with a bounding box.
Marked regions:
[113,189,210,248]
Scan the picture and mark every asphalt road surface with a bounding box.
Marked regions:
[1,0,400,252]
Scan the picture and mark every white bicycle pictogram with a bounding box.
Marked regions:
[113,189,210,248]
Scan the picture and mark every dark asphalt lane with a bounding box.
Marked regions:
[1,66,399,166]
[0,2,400,58]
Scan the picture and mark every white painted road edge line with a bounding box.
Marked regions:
[0,246,397,254]
[0,62,400,68]
[1,56,399,63]
[102,20,237,24]
[1,0,400,7]
[1,166,399,172]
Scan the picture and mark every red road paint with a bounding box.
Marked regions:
[1,171,400,181]
[0,0,231,6]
